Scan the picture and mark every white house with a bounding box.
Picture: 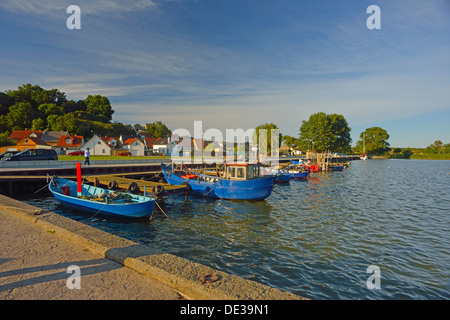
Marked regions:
[82,134,112,156]
[153,137,176,155]
[122,138,145,156]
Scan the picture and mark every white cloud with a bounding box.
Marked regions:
[0,0,157,15]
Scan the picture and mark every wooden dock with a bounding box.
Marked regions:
[84,174,187,199]
[0,170,187,199]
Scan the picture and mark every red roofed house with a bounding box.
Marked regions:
[55,135,85,155]
[122,137,145,156]
[8,130,44,142]
[15,136,50,150]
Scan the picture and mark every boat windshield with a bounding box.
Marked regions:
[226,164,260,180]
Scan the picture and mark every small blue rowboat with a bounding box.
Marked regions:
[332,166,344,171]
[260,167,291,184]
[285,165,309,180]
[161,163,273,200]
[49,176,155,218]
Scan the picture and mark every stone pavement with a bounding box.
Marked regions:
[0,204,182,300]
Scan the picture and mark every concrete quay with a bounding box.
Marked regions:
[0,194,305,300]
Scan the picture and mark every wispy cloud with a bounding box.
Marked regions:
[0,0,157,15]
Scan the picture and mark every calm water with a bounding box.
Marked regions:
[25,159,450,299]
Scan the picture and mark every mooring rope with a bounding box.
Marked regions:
[154,200,177,225]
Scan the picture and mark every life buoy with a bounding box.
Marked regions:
[108,180,118,190]
[128,182,140,193]
[152,185,164,196]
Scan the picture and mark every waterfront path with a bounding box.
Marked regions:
[0,195,303,300]
[0,198,182,300]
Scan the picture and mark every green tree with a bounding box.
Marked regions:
[402,149,413,159]
[356,127,390,155]
[31,118,46,130]
[84,95,114,121]
[146,121,172,138]
[298,112,352,153]
[282,135,300,149]
[38,103,63,117]
[6,102,34,130]
[0,131,15,146]
[426,140,444,154]
[253,123,282,154]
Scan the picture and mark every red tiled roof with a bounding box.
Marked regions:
[56,135,84,147]
[144,137,158,148]
[8,130,44,141]
[123,138,137,145]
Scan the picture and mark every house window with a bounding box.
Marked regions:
[98,141,101,145]
[102,149,105,153]
[66,139,71,144]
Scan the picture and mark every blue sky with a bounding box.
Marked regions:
[1,0,449,148]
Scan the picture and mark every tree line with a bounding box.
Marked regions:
[281,112,390,155]
[0,84,172,146]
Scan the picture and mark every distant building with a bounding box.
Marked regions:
[82,134,112,156]
[55,135,84,155]
[122,137,145,156]
[153,137,176,155]
[143,137,158,154]
[40,130,69,146]
[16,136,50,150]
[8,130,43,142]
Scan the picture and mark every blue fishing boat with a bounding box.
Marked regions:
[260,167,291,184]
[161,163,273,200]
[332,166,344,171]
[286,165,309,180]
[49,176,155,218]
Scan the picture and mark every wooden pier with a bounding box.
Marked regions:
[84,174,187,199]
[0,162,188,198]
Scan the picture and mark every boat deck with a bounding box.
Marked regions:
[84,175,187,199]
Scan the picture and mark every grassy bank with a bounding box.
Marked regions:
[411,153,450,160]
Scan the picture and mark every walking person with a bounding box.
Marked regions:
[84,147,90,166]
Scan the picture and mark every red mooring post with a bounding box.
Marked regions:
[76,162,82,195]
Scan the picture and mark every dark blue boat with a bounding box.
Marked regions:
[260,167,291,183]
[161,163,273,200]
[286,165,309,180]
[332,166,344,171]
[49,176,155,218]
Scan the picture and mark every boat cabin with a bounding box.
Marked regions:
[225,163,261,180]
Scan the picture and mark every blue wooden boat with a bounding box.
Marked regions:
[260,167,291,183]
[286,165,309,180]
[332,166,344,171]
[161,163,273,200]
[49,176,155,218]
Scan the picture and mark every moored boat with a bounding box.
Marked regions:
[161,163,273,200]
[260,167,291,184]
[285,165,309,180]
[49,176,155,218]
